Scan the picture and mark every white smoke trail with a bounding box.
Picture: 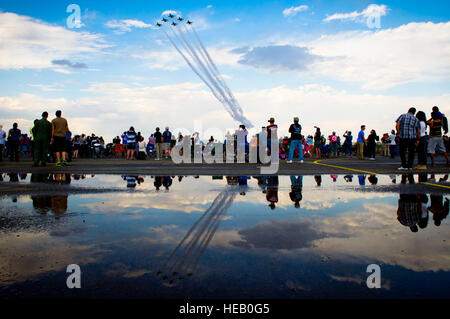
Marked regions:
[161,29,225,105]
[173,26,236,116]
[159,18,253,128]
[188,26,252,128]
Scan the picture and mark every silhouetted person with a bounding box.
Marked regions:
[289,176,303,208]
[397,194,421,232]
[429,195,449,226]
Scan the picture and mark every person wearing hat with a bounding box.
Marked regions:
[0,125,6,162]
[33,112,52,167]
[287,117,303,164]
[267,117,278,155]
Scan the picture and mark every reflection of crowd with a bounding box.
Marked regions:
[30,173,71,215]
[2,172,448,229]
[396,173,449,231]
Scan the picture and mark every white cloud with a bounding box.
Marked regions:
[0,11,107,71]
[283,4,309,17]
[105,19,154,34]
[1,82,449,143]
[306,22,450,89]
[324,4,388,23]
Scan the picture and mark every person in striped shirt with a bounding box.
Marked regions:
[126,126,137,160]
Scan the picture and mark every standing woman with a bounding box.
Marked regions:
[343,131,353,158]
[314,127,321,159]
[126,127,137,160]
[367,129,379,160]
[415,111,428,170]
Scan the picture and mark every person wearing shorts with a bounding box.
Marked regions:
[126,127,137,160]
[51,110,69,167]
[427,111,449,167]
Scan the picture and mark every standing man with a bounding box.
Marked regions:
[33,112,52,167]
[8,123,21,162]
[427,108,449,167]
[154,127,162,160]
[51,110,69,167]
[396,107,420,170]
[357,125,367,160]
[267,117,278,155]
[287,117,303,164]
[0,125,6,162]
[162,127,172,159]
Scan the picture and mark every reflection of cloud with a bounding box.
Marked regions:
[330,274,391,290]
[231,221,327,250]
[0,232,109,286]
[149,225,177,232]
[311,202,450,272]
[286,280,311,292]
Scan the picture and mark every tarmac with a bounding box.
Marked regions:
[0,156,449,176]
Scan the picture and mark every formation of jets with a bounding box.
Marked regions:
[156,14,193,27]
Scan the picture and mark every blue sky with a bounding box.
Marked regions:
[0,0,449,140]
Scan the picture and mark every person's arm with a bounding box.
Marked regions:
[51,122,55,141]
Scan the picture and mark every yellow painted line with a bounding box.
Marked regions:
[312,160,379,175]
[419,182,450,190]
[312,160,450,190]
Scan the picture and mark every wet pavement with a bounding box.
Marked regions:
[0,173,449,299]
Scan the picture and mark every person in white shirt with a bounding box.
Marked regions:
[0,125,6,162]
[137,138,147,160]
[388,130,397,159]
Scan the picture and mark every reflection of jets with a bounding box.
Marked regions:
[168,14,175,18]
[171,22,177,26]
[162,18,168,22]
[156,22,162,27]
[187,20,193,25]
[157,189,237,286]
[177,17,183,21]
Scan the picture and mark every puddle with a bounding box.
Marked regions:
[0,173,449,298]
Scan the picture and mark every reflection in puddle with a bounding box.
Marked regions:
[0,173,449,298]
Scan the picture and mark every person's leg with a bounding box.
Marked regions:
[298,142,304,161]
[427,137,436,166]
[357,143,363,160]
[407,139,415,168]
[0,144,3,161]
[33,140,41,165]
[399,139,407,168]
[156,143,161,159]
[287,141,295,161]
[41,141,49,165]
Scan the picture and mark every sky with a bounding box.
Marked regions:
[0,0,449,141]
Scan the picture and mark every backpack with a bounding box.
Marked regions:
[331,135,338,143]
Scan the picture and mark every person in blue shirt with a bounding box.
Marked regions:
[357,125,367,160]
[121,132,127,145]
[126,127,137,160]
